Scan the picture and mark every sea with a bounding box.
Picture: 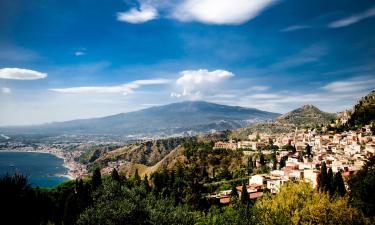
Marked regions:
[0,151,70,188]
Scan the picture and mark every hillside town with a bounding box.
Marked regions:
[211,122,375,203]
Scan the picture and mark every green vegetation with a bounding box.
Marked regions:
[1,143,375,224]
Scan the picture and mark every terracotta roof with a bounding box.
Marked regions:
[250,192,263,199]
[220,197,230,204]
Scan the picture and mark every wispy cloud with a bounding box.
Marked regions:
[249,85,270,91]
[117,4,158,23]
[172,69,234,98]
[280,25,311,32]
[75,51,85,56]
[0,68,47,80]
[322,76,375,93]
[1,87,11,94]
[270,44,327,69]
[171,0,278,25]
[50,79,171,94]
[328,6,375,28]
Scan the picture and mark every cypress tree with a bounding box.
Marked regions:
[334,171,346,197]
[327,168,334,196]
[134,169,141,186]
[248,157,253,174]
[231,184,239,197]
[319,162,328,192]
[92,168,102,190]
[260,153,265,166]
[240,182,250,204]
[143,174,151,192]
[111,168,120,182]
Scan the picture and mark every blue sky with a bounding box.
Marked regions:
[0,0,375,125]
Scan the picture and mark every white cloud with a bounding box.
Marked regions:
[250,93,280,99]
[328,6,375,28]
[0,68,47,80]
[171,0,277,25]
[1,87,11,94]
[75,51,85,56]
[117,4,158,23]
[280,25,310,32]
[50,79,170,94]
[322,76,375,93]
[250,85,270,91]
[172,69,234,98]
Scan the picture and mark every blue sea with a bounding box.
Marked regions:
[0,151,69,188]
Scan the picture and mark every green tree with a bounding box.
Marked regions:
[333,171,346,197]
[319,162,328,192]
[259,153,265,166]
[143,174,151,192]
[253,182,366,225]
[279,156,287,169]
[134,169,141,186]
[247,157,253,175]
[240,183,249,205]
[327,168,334,196]
[111,168,120,182]
[304,144,312,157]
[348,155,375,217]
[231,184,239,203]
[92,168,102,190]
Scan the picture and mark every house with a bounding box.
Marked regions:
[249,175,265,186]
[267,178,288,193]
[213,140,237,150]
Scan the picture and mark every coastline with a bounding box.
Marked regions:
[0,149,76,180]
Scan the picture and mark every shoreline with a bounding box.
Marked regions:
[0,149,77,180]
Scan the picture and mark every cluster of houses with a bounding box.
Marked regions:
[211,124,375,204]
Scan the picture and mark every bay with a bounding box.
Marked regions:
[0,151,69,188]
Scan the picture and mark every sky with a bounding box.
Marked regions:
[0,0,375,126]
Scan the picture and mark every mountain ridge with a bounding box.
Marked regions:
[0,101,280,138]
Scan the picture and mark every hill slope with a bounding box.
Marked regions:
[346,90,375,127]
[276,104,336,127]
[0,101,279,138]
[230,105,336,139]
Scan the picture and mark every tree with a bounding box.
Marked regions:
[271,153,277,170]
[333,171,346,197]
[259,153,265,166]
[111,168,120,183]
[92,168,102,190]
[253,182,366,225]
[231,184,239,203]
[279,156,287,169]
[327,168,334,196]
[304,144,312,157]
[240,183,249,205]
[247,157,253,175]
[348,155,375,217]
[134,169,141,186]
[143,175,151,192]
[319,162,328,192]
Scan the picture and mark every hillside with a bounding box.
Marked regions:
[0,101,279,138]
[276,104,336,127]
[230,105,336,139]
[79,137,193,173]
[347,90,375,127]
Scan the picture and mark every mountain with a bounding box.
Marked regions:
[230,104,336,138]
[276,104,336,127]
[0,101,279,138]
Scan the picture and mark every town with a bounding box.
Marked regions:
[210,118,374,204]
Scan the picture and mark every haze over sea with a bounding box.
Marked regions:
[0,151,69,187]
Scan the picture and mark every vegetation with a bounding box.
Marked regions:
[1,142,375,224]
[347,90,375,127]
